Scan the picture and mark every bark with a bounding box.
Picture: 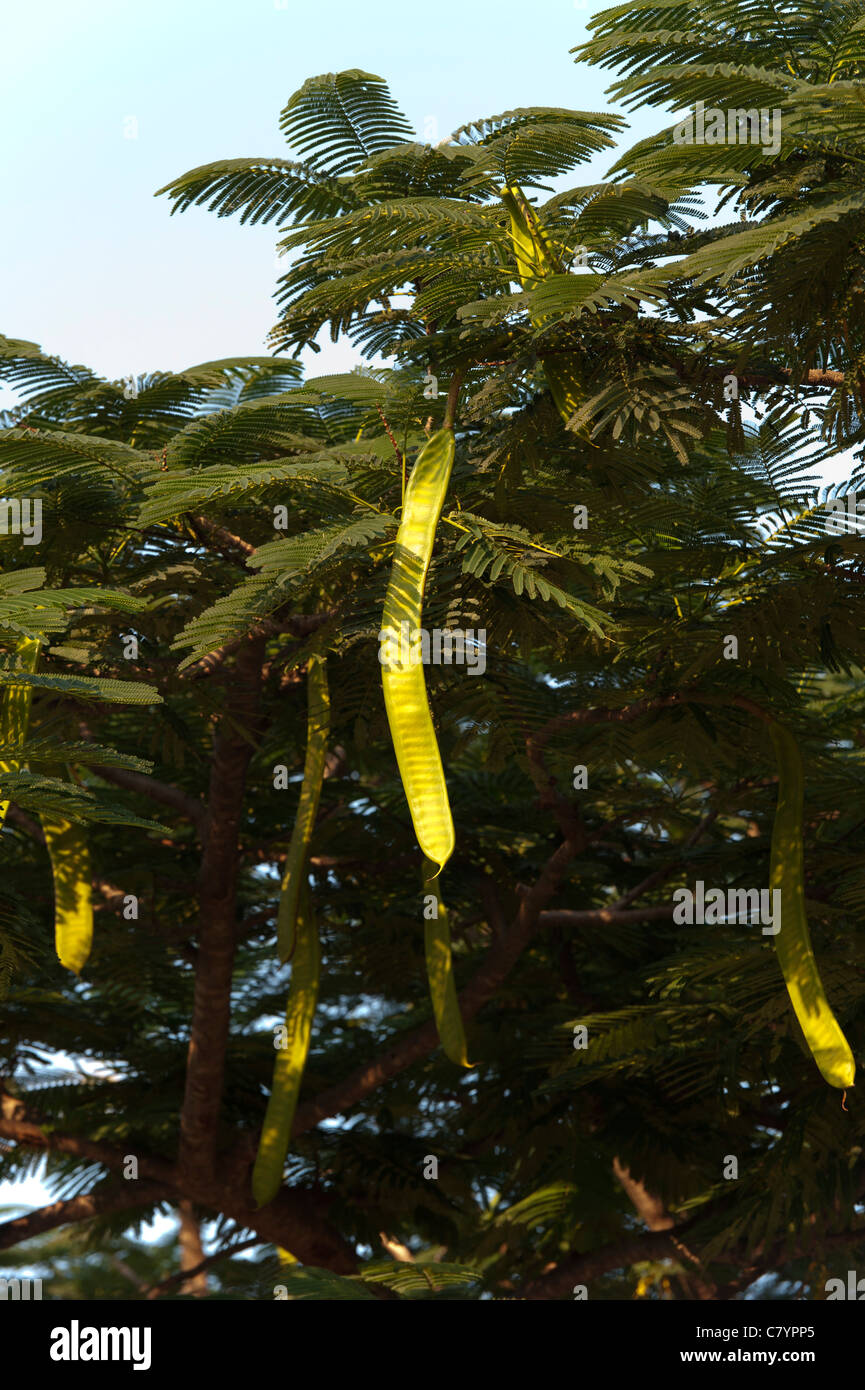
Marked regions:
[178,636,266,1185]
[177,1199,208,1296]
[612,1157,674,1232]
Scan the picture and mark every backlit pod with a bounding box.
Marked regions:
[768,720,855,1089]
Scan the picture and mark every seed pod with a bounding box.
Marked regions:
[380,427,473,1066]
[0,637,41,826]
[276,655,329,963]
[768,720,855,1089]
[381,428,456,872]
[423,858,471,1067]
[253,879,320,1207]
[500,183,583,425]
[1,639,94,972]
[40,815,93,975]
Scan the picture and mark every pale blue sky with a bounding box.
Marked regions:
[0,0,666,390]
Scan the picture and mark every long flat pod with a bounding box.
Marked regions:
[500,183,583,426]
[0,637,41,827]
[253,880,320,1207]
[40,815,93,975]
[768,720,855,1089]
[276,655,329,963]
[423,858,471,1067]
[380,427,456,872]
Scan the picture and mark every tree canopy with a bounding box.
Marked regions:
[3,0,865,1301]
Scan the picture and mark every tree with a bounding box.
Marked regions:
[2,21,865,1299]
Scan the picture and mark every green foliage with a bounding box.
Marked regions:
[5,19,865,1301]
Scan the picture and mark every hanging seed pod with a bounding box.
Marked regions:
[423,857,471,1067]
[381,427,456,872]
[500,183,584,425]
[276,655,329,963]
[40,815,93,975]
[768,720,855,1089]
[380,426,472,1066]
[0,637,41,826]
[253,879,320,1207]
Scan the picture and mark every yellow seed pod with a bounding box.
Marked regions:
[380,428,456,873]
[40,815,93,975]
[500,183,584,425]
[768,721,855,1089]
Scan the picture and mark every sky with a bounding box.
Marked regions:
[0,0,668,395]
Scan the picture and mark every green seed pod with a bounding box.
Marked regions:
[0,637,41,826]
[253,880,320,1207]
[276,655,329,963]
[423,858,472,1068]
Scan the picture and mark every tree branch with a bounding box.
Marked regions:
[539,904,673,927]
[0,1185,169,1253]
[522,1231,683,1299]
[180,612,333,681]
[143,1236,258,1299]
[290,835,581,1136]
[612,1156,674,1231]
[0,1096,177,1189]
[187,514,256,561]
[89,765,208,837]
[178,635,267,1184]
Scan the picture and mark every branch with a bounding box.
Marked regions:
[0,1092,356,1273]
[187,513,256,561]
[178,635,267,1184]
[522,1231,683,1299]
[444,366,466,431]
[539,904,673,927]
[612,1156,674,1232]
[180,612,333,681]
[375,404,403,464]
[0,1100,176,1189]
[521,1220,865,1300]
[175,1199,208,1297]
[291,835,581,1136]
[89,765,208,837]
[527,690,773,820]
[142,1236,259,1299]
[0,1184,169,1253]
